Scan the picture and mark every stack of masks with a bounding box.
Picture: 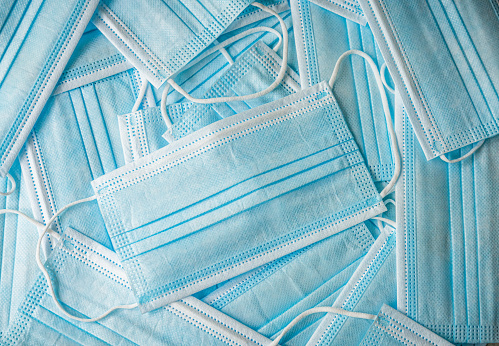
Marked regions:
[0,0,498,345]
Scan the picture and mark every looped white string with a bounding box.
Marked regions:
[34,195,138,322]
[0,173,16,196]
[269,307,376,346]
[373,198,396,231]
[329,50,401,199]
[163,2,288,109]
[440,139,485,163]
[372,216,397,228]
[380,63,395,94]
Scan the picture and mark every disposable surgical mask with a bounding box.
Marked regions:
[0,0,99,176]
[358,0,499,162]
[396,91,499,343]
[203,223,374,343]
[92,0,256,88]
[291,0,396,183]
[0,227,271,345]
[309,0,366,25]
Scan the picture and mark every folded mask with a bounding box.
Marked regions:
[291,0,396,182]
[92,0,255,88]
[0,161,40,335]
[88,80,385,313]
[203,223,374,343]
[396,96,499,343]
[20,67,150,252]
[306,225,396,346]
[0,0,100,176]
[162,40,301,142]
[308,0,366,25]
[358,0,499,161]
[0,227,271,345]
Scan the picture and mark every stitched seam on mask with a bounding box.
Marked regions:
[0,0,95,167]
[58,245,129,288]
[165,305,242,346]
[57,53,128,86]
[208,246,311,308]
[319,0,364,16]
[381,312,438,346]
[297,0,320,87]
[180,300,265,346]
[369,163,395,182]
[375,318,414,346]
[424,324,499,341]
[95,4,167,79]
[95,89,336,192]
[29,132,58,247]
[352,223,375,252]
[143,200,383,305]
[124,113,136,162]
[363,0,441,155]
[232,0,286,22]
[255,47,298,94]
[62,233,122,267]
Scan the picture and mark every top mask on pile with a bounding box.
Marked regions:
[91,81,385,312]
[291,0,395,182]
[0,0,100,176]
[358,0,499,160]
[92,0,254,88]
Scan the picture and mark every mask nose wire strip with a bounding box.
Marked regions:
[269,307,376,346]
[329,50,401,199]
[165,2,288,105]
[380,63,395,94]
[0,173,16,196]
[439,139,485,163]
[35,195,139,322]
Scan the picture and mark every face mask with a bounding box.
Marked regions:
[0,161,40,335]
[156,10,295,105]
[396,95,499,343]
[0,227,271,345]
[20,66,149,252]
[203,223,375,343]
[162,40,301,142]
[358,0,499,162]
[306,225,396,346]
[87,79,386,314]
[92,0,256,88]
[308,0,366,26]
[291,0,396,183]
[0,0,100,177]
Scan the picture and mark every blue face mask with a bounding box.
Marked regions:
[291,0,396,183]
[0,0,100,176]
[162,40,301,142]
[396,96,499,343]
[308,0,366,25]
[1,227,271,345]
[224,0,290,33]
[92,0,256,88]
[0,161,40,335]
[87,80,385,314]
[358,0,499,161]
[306,225,396,346]
[20,63,148,251]
[203,223,374,343]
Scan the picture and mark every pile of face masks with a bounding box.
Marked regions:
[0,0,497,345]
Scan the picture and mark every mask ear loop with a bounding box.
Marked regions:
[33,195,139,322]
[439,139,485,163]
[0,173,16,196]
[131,79,149,113]
[380,63,395,95]
[329,50,401,199]
[164,2,288,106]
[269,306,376,346]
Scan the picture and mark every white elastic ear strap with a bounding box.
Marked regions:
[440,140,485,163]
[269,306,376,346]
[329,50,401,199]
[164,2,288,106]
[0,173,16,196]
[32,195,139,322]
